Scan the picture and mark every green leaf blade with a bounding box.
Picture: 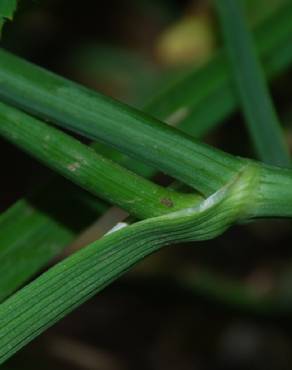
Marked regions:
[215,0,290,167]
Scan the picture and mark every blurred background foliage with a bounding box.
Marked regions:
[1,0,292,369]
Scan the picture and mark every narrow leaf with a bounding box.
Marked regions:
[0,181,107,302]
[215,0,290,166]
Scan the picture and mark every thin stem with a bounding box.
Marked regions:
[0,102,200,219]
[0,50,243,195]
[2,100,292,220]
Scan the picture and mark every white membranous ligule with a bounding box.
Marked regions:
[138,161,260,243]
[105,161,260,245]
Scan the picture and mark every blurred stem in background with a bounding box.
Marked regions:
[215,0,290,166]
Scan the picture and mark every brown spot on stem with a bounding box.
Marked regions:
[160,198,174,208]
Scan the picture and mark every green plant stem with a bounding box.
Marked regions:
[0,165,262,364]
[0,102,200,220]
[2,100,292,221]
[0,123,292,364]
[1,4,292,304]
[1,0,292,311]
[0,0,291,145]
[0,50,243,196]
[0,1,291,193]
[178,268,284,315]
[214,0,290,166]
[1,1,292,193]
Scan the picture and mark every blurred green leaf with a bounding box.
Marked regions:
[215,0,290,166]
[0,0,18,34]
